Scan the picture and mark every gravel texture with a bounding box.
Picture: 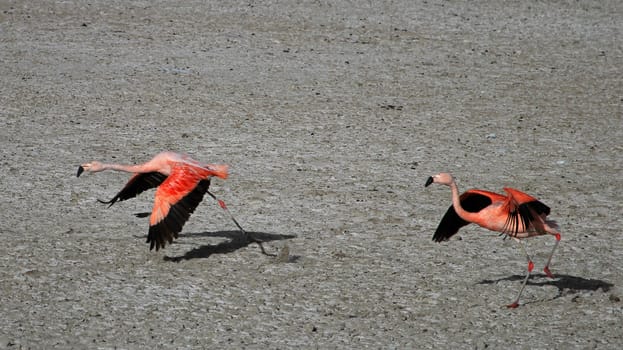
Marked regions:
[1,0,622,348]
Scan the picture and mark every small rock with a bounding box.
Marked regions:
[275,244,290,263]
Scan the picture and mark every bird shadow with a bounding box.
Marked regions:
[161,230,296,262]
[478,273,614,299]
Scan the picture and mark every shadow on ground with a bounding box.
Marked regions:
[478,274,614,298]
[162,230,296,262]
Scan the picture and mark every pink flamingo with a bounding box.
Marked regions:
[425,172,561,308]
[77,151,262,252]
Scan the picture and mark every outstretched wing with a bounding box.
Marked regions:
[502,187,551,236]
[98,172,168,207]
[146,167,212,251]
[432,191,492,242]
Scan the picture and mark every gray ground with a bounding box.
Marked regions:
[1,0,622,348]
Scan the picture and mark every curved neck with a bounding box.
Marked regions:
[449,180,477,222]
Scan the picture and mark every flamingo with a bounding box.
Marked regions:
[77,151,264,252]
[425,172,561,308]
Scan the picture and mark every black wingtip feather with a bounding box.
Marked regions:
[432,192,492,242]
[432,205,469,242]
[146,179,211,251]
[511,200,551,235]
[529,200,550,216]
[108,172,168,208]
[97,197,118,207]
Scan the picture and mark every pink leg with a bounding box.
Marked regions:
[507,260,534,308]
[508,239,534,308]
[543,233,561,279]
[205,190,275,256]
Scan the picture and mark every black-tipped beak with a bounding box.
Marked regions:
[425,176,434,187]
[77,166,85,177]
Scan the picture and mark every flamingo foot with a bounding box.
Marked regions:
[506,301,519,309]
[543,266,555,279]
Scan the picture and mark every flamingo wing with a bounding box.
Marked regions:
[146,168,212,251]
[432,191,492,242]
[502,188,551,236]
[98,172,168,207]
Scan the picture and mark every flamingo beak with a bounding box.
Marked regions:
[425,176,434,187]
[77,166,85,177]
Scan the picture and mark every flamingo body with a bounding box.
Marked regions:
[432,188,551,242]
[425,173,556,241]
[77,152,228,251]
[425,172,562,308]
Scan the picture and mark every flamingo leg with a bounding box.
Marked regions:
[543,233,561,279]
[507,239,534,308]
[206,190,275,256]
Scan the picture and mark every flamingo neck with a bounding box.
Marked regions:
[105,163,145,173]
[104,160,171,175]
[449,180,477,222]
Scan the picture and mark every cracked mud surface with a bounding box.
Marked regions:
[1,0,622,348]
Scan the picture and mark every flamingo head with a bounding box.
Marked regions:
[425,172,454,187]
[77,161,104,177]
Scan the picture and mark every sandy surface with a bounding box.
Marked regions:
[1,0,622,348]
